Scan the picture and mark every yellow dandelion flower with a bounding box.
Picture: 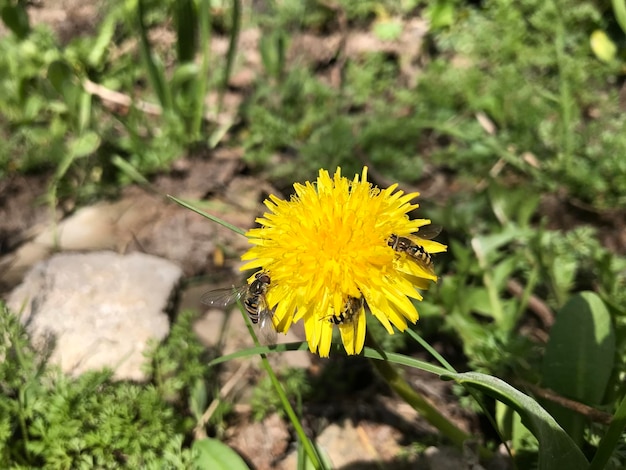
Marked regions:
[241,167,447,357]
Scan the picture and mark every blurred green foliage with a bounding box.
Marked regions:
[0,0,236,203]
[250,367,311,422]
[2,0,626,467]
[244,0,626,207]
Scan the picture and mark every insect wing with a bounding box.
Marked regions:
[256,295,277,345]
[335,297,365,355]
[412,224,442,241]
[200,285,247,308]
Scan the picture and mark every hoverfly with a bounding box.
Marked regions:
[388,225,442,276]
[326,295,366,355]
[201,271,277,343]
[328,295,364,325]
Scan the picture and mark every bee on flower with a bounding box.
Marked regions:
[240,167,447,357]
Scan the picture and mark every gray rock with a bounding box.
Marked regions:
[6,251,182,381]
[279,420,406,469]
[424,445,485,470]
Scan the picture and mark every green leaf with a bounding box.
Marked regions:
[174,0,198,63]
[112,155,151,185]
[137,0,172,110]
[443,372,588,470]
[210,341,450,377]
[299,441,333,470]
[471,226,524,261]
[259,31,287,80]
[77,89,92,134]
[426,0,455,30]
[491,257,517,292]
[541,292,615,441]
[190,379,208,421]
[48,61,78,102]
[465,287,492,316]
[543,292,615,404]
[373,20,403,41]
[222,0,241,95]
[68,132,100,158]
[611,0,626,36]
[193,438,250,470]
[489,184,540,227]
[88,11,118,66]
[590,393,626,470]
[496,401,535,449]
[171,63,200,87]
[445,311,488,351]
[1,4,30,38]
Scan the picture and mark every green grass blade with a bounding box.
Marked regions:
[219,0,241,111]
[167,195,246,236]
[233,303,326,470]
[112,155,151,186]
[174,0,197,63]
[192,0,212,140]
[208,342,309,367]
[257,351,325,469]
[404,328,455,372]
[613,0,626,35]
[362,347,450,376]
[209,340,449,374]
[589,393,626,470]
[137,0,171,110]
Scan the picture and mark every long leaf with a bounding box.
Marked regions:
[192,0,212,140]
[541,292,615,442]
[612,0,626,35]
[443,372,588,470]
[0,3,30,38]
[231,302,326,470]
[590,393,626,470]
[193,438,249,470]
[208,342,310,367]
[167,195,246,236]
[208,342,449,376]
[137,0,171,110]
[174,0,197,63]
[219,0,241,111]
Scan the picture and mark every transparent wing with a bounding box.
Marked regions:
[200,285,247,307]
[412,224,442,241]
[256,295,277,345]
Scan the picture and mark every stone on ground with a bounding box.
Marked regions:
[6,251,182,381]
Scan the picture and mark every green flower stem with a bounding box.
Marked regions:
[241,307,326,470]
[258,354,325,469]
[366,334,489,459]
